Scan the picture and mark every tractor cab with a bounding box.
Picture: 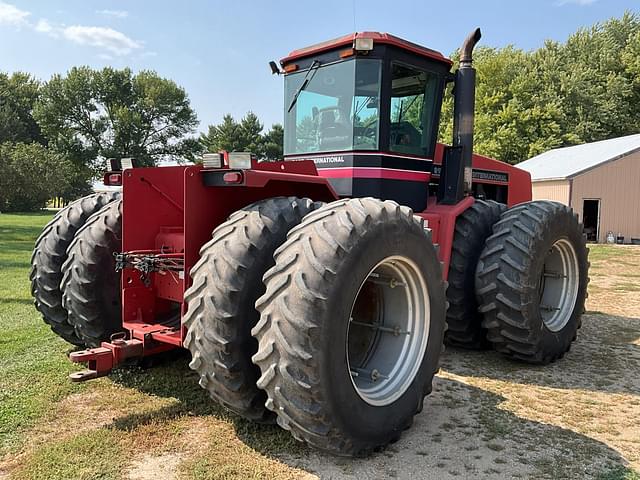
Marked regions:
[279,33,453,211]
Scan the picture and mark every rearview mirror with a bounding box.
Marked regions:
[269,61,282,75]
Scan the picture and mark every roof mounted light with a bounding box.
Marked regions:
[202,152,223,168]
[353,37,374,52]
[228,152,252,170]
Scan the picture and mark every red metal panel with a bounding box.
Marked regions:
[122,166,185,253]
[154,271,184,303]
[122,166,186,337]
[250,159,320,176]
[155,227,184,252]
[419,196,475,280]
[154,227,185,302]
[122,285,156,325]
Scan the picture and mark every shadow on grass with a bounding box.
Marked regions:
[108,352,632,479]
[0,298,33,306]
[442,313,640,396]
[109,351,305,456]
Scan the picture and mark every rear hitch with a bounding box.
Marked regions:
[69,337,144,382]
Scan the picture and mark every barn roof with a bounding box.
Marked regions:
[516,133,640,182]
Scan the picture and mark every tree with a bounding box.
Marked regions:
[439,11,640,164]
[240,112,264,154]
[0,72,43,144]
[200,114,243,153]
[0,142,74,211]
[439,46,571,164]
[200,112,284,160]
[261,124,284,161]
[34,67,199,170]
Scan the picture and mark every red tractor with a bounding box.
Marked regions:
[31,29,589,456]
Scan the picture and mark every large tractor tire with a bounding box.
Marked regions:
[30,192,120,346]
[61,199,123,347]
[183,197,322,423]
[252,198,447,456]
[475,201,589,364]
[444,199,505,349]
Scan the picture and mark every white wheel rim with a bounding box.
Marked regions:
[346,255,430,406]
[539,238,580,332]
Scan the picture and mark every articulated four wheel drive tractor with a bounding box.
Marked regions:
[31,29,589,456]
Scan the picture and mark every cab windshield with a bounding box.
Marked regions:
[284,59,382,155]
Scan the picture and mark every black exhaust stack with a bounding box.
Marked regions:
[438,28,482,205]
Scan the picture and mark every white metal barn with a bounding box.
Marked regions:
[517,134,640,244]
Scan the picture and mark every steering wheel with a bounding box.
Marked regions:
[390,121,421,147]
[354,126,377,139]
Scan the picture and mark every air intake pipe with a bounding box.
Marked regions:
[453,27,482,195]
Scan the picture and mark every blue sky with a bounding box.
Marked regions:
[0,0,638,133]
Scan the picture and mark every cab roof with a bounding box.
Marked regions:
[281,32,452,67]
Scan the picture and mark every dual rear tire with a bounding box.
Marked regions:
[30,193,122,347]
[475,201,589,363]
[445,199,588,365]
[185,197,447,455]
[251,198,446,456]
[444,199,506,349]
[61,199,123,347]
[182,197,322,423]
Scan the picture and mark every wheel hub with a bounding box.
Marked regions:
[538,238,580,332]
[346,256,430,406]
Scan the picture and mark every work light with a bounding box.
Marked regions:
[121,157,137,170]
[354,38,374,52]
[202,153,223,168]
[228,152,252,169]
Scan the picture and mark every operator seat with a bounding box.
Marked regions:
[319,109,350,151]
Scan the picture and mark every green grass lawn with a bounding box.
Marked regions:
[0,212,86,455]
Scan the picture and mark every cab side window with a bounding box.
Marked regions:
[389,63,439,157]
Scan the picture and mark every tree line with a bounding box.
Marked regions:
[439,12,640,164]
[0,68,198,211]
[1,12,639,211]
[0,68,283,211]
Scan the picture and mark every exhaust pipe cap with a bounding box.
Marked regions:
[460,28,482,66]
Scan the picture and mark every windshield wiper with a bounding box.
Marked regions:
[287,60,321,113]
